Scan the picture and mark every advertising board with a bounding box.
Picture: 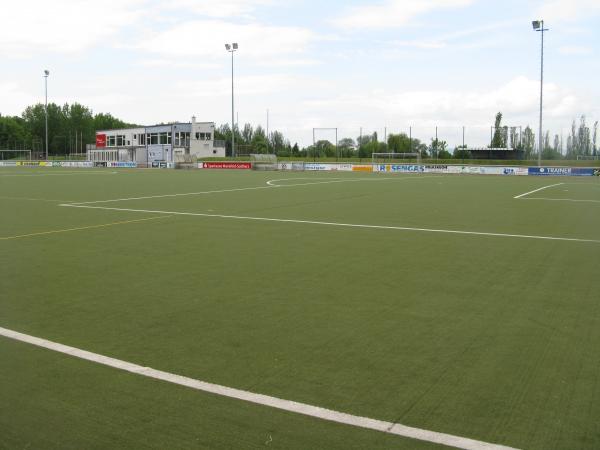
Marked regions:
[374,164,424,173]
[202,162,252,170]
[304,163,331,171]
[0,161,17,167]
[107,162,137,168]
[423,165,448,174]
[499,167,529,176]
[304,163,354,172]
[352,165,373,172]
[528,167,595,177]
[53,161,94,168]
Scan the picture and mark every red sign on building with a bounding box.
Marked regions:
[96,134,107,148]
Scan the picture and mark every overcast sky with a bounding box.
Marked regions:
[1,0,599,146]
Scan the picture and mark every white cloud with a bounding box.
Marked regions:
[536,0,600,22]
[0,82,37,115]
[558,45,593,55]
[158,0,274,19]
[304,76,582,124]
[333,0,474,29]
[138,59,223,69]
[176,74,321,97]
[134,20,316,62]
[0,0,145,56]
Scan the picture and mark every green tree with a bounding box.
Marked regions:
[522,126,535,159]
[491,112,507,148]
[0,115,31,150]
[269,130,288,155]
[338,138,355,157]
[251,126,268,154]
[453,145,470,160]
[429,138,447,159]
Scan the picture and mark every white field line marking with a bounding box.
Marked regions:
[59,204,600,244]
[513,183,564,199]
[0,327,518,450]
[0,171,118,177]
[521,197,600,204]
[72,176,438,205]
[73,185,275,205]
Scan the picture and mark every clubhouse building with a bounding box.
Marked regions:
[93,117,225,165]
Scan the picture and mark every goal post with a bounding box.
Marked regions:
[251,154,278,171]
[0,150,32,161]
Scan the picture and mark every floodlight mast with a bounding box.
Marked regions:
[532,20,548,167]
[225,43,238,157]
[44,70,50,160]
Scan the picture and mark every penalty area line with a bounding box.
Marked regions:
[59,204,600,244]
[0,326,518,450]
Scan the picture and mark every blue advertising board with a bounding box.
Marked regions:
[528,167,595,177]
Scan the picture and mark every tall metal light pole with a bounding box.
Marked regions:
[44,70,50,160]
[532,20,548,167]
[225,43,238,158]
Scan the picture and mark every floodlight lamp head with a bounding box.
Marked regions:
[532,20,541,30]
[233,43,238,50]
[44,69,50,76]
[225,44,231,50]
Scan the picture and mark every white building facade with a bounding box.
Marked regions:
[94,117,225,165]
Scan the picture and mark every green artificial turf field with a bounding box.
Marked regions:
[1,167,599,450]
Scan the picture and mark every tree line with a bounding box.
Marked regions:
[0,103,137,155]
[1,103,597,160]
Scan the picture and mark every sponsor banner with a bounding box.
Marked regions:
[151,161,173,169]
[423,165,448,174]
[352,165,373,172]
[500,167,529,176]
[444,166,529,176]
[304,163,354,172]
[529,167,595,177]
[7,161,94,168]
[479,166,506,175]
[594,169,600,176]
[374,164,424,173]
[94,162,108,168]
[202,162,252,170]
[529,167,571,176]
[58,161,94,168]
[573,168,595,176]
[107,162,137,168]
[95,134,107,148]
[278,162,295,171]
[304,163,331,171]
